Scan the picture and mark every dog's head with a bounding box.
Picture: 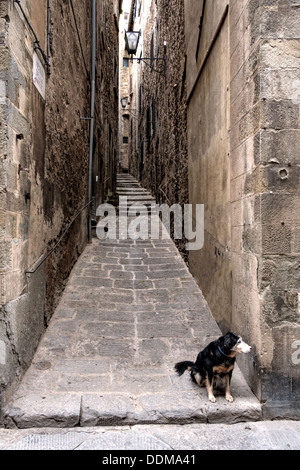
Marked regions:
[222,332,252,354]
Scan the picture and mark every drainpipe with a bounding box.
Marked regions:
[88,0,97,242]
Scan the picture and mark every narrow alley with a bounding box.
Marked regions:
[4,175,261,428]
[1,0,300,451]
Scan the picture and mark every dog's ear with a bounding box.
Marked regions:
[222,333,232,348]
[223,332,239,350]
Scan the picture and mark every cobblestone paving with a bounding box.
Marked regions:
[4,175,261,428]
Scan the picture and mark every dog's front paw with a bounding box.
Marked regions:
[226,394,234,403]
[209,395,216,403]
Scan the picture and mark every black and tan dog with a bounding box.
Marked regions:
[175,332,251,403]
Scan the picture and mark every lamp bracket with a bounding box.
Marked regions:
[130,57,166,77]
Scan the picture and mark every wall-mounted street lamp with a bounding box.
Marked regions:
[120,98,138,120]
[125,30,141,55]
[124,30,166,77]
[121,97,129,108]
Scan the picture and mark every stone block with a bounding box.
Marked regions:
[245,164,300,195]
[259,254,300,290]
[57,374,112,392]
[5,160,18,192]
[4,285,45,368]
[0,209,6,236]
[71,337,135,359]
[262,287,300,325]
[0,47,9,70]
[262,99,300,130]
[256,129,300,165]
[80,394,136,426]
[136,392,207,424]
[261,39,300,69]
[292,225,300,253]
[71,276,113,288]
[4,393,81,428]
[260,193,300,225]
[114,279,152,290]
[261,69,300,101]
[261,224,292,254]
[261,8,300,39]
[81,321,135,339]
[0,239,11,270]
[137,322,191,339]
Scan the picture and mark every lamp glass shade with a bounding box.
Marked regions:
[121,97,128,108]
[125,31,140,55]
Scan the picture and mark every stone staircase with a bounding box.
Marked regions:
[3,174,262,429]
[110,174,157,216]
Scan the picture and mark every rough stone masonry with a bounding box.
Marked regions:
[0,0,119,420]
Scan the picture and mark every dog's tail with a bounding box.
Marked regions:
[174,361,194,376]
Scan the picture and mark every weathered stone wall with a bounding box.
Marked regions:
[42,0,92,321]
[0,0,49,411]
[92,0,119,207]
[119,5,131,172]
[230,0,300,418]
[186,0,231,330]
[0,0,119,416]
[128,0,188,255]
[229,0,263,406]
[185,0,300,417]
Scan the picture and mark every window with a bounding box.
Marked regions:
[133,0,137,21]
[123,136,129,144]
[123,58,129,68]
[138,0,142,17]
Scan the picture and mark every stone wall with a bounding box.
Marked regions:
[230,0,300,418]
[127,0,188,256]
[0,0,49,410]
[0,0,119,415]
[123,0,300,417]
[186,0,232,330]
[119,5,131,172]
[185,0,300,417]
[92,0,119,208]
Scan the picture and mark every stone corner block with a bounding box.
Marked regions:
[4,393,81,429]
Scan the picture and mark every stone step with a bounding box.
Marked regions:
[3,173,262,429]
